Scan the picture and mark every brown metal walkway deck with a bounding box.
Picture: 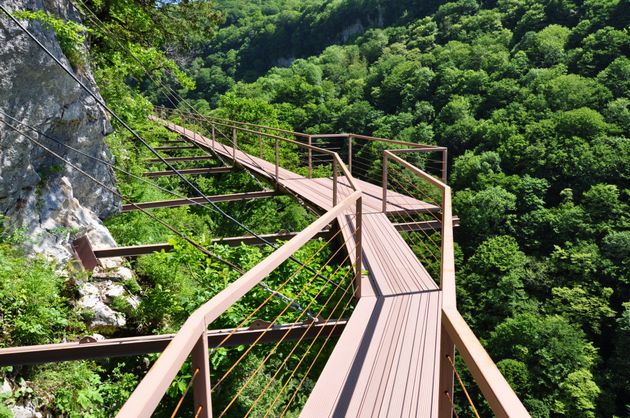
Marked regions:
[164,122,442,417]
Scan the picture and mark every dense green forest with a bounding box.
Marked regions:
[177,0,630,416]
[1,0,629,416]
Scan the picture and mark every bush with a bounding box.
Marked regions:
[0,243,85,346]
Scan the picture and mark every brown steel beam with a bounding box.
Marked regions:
[143,167,233,177]
[0,319,347,366]
[157,138,187,143]
[392,217,460,233]
[72,235,100,271]
[146,155,216,163]
[93,229,333,258]
[121,190,277,212]
[153,146,197,152]
[94,243,174,258]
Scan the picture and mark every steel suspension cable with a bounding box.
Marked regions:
[0,119,242,271]
[212,223,359,392]
[0,6,340,285]
[0,110,230,207]
[246,245,360,416]
[219,263,357,418]
[69,0,236,170]
[275,274,359,417]
[447,354,481,418]
[171,115,347,289]
[169,368,200,418]
[209,226,347,353]
[0,117,324,318]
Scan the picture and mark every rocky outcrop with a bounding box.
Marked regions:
[77,266,140,332]
[0,0,120,263]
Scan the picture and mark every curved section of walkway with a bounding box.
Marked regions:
[163,121,443,417]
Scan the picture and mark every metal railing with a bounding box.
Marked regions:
[0,107,530,417]
[383,152,529,417]
[156,107,529,417]
[118,112,363,418]
[155,106,448,184]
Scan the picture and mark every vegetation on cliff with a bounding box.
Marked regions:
[1,0,628,416]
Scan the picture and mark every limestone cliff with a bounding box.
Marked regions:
[0,0,120,261]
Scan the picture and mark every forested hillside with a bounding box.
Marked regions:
[176,0,630,416]
[1,0,629,416]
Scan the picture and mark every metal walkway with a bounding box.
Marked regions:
[0,114,528,418]
[166,122,443,416]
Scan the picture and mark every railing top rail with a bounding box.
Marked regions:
[347,133,439,149]
[383,150,455,306]
[157,106,443,151]
[157,111,361,194]
[117,190,361,417]
[158,106,310,139]
[384,150,448,191]
[383,151,527,416]
[443,308,531,418]
[212,122,360,192]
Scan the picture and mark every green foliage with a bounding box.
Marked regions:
[32,362,104,418]
[0,241,84,346]
[454,186,516,248]
[488,313,599,416]
[517,24,570,67]
[5,0,627,414]
[546,286,615,335]
[13,10,89,70]
[173,0,630,414]
[458,236,530,331]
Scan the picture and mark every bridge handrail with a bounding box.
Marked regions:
[383,150,529,417]
[118,114,363,418]
[156,111,360,204]
[157,106,448,184]
[151,108,528,416]
[156,105,440,150]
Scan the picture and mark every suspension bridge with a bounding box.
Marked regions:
[0,3,530,416]
[0,108,529,417]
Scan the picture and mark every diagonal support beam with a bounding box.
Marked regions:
[146,155,216,163]
[153,146,197,152]
[121,190,277,212]
[157,138,187,143]
[392,217,460,233]
[143,167,233,177]
[0,319,348,366]
[92,229,334,258]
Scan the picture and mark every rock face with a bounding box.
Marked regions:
[0,0,120,262]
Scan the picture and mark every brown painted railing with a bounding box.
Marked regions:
[383,151,529,417]
[118,113,363,418]
[155,106,448,183]
[0,108,531,416]
[116,192,361,417]
[130,108,528,416]
[158,110,358,208]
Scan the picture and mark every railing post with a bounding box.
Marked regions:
[211,125,215,149]
[354,196,362,298]
[441,187,456,303]
[259,134,263,159]
[439,184,456,418]
[347,134,353,175]
[191,330,212,418]
[332,158,338,207]
[232,127,237,164]
[308,135,313,179]
[441,148,448,184]
[438,328,455,418]
[275,138,279,186]
[382,151,388,213]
